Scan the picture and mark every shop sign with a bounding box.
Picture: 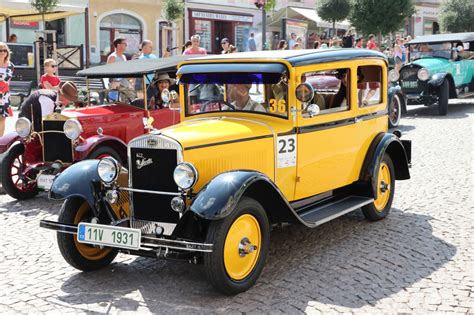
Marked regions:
[10,21,39,29]
[192,11,253,23]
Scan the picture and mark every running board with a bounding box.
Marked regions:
[458,92,474,99]
[298,195,374,227]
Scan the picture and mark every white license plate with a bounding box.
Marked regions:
[402,81,418,89]
[77,223,141,250]
[37,174,56,190]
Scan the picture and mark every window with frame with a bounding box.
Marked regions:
[301,68,351,117]
[357,65,382,107]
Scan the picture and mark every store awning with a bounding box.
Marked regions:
[267,7,350,30]
[0,0,87,22]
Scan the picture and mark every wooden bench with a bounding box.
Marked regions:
[59,76,106,104]
[9,80,34,106]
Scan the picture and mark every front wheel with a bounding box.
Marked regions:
[204,197,270,295]
[438,80,449,116]
[57,198,118,271]
[362,154,395,221]
[0,143,38,200]
[388,93,402,128]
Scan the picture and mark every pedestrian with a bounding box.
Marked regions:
[292,43,301,50]
[296,37,304,49]
[330,37,342,49]
[19,81,78,132]
[107,37,135,102]
[355,37,364,48]
[183,35,207,55]
[367,34,378,50]
[181,41,192,55]
[342,28,354,48]
[247,33,257,52]
[313,41,321,49]
[139,40,157,84]
[393,38,404,72]
[8,34,17,43]
[288,33,297,50]
[221,38,234,54]
[40,58,60,91]
[400,38,407,64]
[0,42,14,137]
[277,40,287,50]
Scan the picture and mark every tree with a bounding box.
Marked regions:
[317,0,351,35]
[30,0,59,25]
[163,0,184,24]
[350,0,415,38]
[440,0,474,33]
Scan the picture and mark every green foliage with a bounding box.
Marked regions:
[264,0,276,11]
[30,0,59,16]
[440,0,474,32]
[164,0,184,23]
[318,0,351,31]
[350,0,415,36]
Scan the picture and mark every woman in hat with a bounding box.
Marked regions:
[149,73,177,110]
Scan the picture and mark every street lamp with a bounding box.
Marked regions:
[254,0,266,50]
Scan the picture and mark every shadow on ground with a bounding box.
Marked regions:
[403,101,473,120]
[57,208,455,312]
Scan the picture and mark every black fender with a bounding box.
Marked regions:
[388,84,402,104]
[360,133,411,198]
[428,73,456,98]
[49,160,102,216]
[190,171,304,225]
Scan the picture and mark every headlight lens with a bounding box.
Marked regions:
[173,162,198,190]
[417,68,430,81]
[15,117,31,138]
[97,157,120,184]
[388,69,400,82]
[63,119,83,140]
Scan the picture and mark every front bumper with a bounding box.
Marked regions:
[39,219,213,254]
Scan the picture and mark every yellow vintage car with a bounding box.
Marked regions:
[41,49,412,295]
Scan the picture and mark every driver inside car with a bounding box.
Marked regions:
[224,84,266,112]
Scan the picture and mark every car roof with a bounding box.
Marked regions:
[181,49,387,67]
[407,32,474,45]
[77,55,192,78]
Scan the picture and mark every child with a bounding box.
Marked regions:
[40,59,60,90]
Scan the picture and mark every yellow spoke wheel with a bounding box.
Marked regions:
[374,161,391,211]
[224,214,261,281]
[73,202,112,261]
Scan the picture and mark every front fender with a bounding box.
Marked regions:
[49,160,102,215]
[360,132,411,198]
[388,84,402,102]
[0,132,20,154]
[74,135,127,161]
[427,72,447,87]
[190,171,303,224]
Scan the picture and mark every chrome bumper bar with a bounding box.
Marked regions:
[40,220,213,253]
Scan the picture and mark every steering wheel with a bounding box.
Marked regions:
[200,100,235,112]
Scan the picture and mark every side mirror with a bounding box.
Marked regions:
[306,104,320,117]
[295,82,314,103]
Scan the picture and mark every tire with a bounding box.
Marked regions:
[469,76,474,92]
[88,146,123,165]
[0,143,39,200]
[57,198,118,271]
[438,80,449,116]
[362,154,395,221]
[388,93,402,128]
[204,197,270,295]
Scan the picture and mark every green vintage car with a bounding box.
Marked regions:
[391,32,474,115]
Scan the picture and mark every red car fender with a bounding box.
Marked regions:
[74,135,127,162]
[0,132,20,154]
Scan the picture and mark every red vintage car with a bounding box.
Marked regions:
[0,56,188,200]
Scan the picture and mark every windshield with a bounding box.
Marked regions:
[409,42,452,61]
[181,72,288,118]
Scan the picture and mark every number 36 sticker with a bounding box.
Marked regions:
[277,135,296,168]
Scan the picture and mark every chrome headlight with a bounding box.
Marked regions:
[15,117,31,138]
[417,68,429,81]
[173,162,198,190]
[388,69,400,82]
[63,119,83,140]
[97,157,120,184]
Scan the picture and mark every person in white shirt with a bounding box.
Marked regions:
[226,84,266,112]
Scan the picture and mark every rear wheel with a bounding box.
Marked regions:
[0,143,38,200]
[388,93,402,128]
[438,80,449,116]
[204,197,270,295]
[57,198,118,271]
[362,154,395,221]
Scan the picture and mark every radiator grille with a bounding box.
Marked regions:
[42,120,73,163]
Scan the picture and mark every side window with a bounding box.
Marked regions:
[302,68,350,117]
[357,66,382,107]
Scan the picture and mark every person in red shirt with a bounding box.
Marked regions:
[183,35,207,55]
[40,58,60,90]
[367,34,378,51]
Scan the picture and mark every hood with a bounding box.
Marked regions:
[409,58,450,74]
[161,117,273,149]
[61,104,143,118]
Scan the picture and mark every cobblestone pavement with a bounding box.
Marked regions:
[1,101,473,314]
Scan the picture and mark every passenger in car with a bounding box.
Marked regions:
[149,73,177,109]
[329,69,348,109]
[226,84,266,112]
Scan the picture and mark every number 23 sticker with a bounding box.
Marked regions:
[277,135,296,168]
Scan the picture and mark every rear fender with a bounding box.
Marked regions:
[190,171,304,225]
[75,135,127,163]
[0,132,20,154]
[49,160,102,216]
[360,133,411,198]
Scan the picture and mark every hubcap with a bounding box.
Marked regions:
[374,162,391,211]
[224,214,261,281]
